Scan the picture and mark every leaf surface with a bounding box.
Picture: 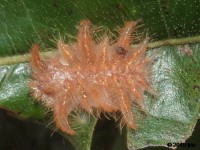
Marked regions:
[0,0,200,150]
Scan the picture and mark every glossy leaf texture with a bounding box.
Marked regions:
[0,0,200,56]
[128,45,200,149]
[0,0,200,150]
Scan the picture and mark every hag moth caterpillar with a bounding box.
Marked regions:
[29,20,155,135]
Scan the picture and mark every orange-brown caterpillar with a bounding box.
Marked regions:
[29,20,155,135]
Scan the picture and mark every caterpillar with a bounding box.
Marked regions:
[29,20,155,135]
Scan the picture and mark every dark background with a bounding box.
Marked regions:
[0,108,199,150]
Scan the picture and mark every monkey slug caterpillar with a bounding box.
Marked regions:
[29,20,155,135]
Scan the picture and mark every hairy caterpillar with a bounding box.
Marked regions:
[29,20,155,135]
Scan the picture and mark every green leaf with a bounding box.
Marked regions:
[0,0,200,150]
[0,63,45,119]
[128,45,200,149]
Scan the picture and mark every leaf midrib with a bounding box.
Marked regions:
[1,35,200,66]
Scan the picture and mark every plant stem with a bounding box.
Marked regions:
[0,35,200,66]
[148,35,200,48]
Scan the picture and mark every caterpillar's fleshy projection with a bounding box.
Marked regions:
[29,20,155,135]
